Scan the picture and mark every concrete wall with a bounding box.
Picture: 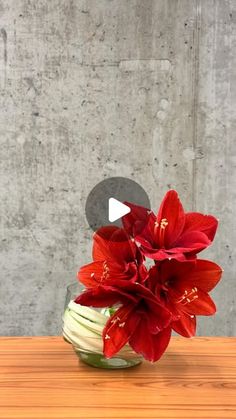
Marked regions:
[0,0,235,336]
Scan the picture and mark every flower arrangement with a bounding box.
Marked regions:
[63,190,222,366]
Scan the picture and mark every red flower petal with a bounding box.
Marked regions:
[137,230,211,260]
[78,258,143,287]
[173,230,211,254]
[179,288,216,316]
[184,212,218,242]
[134,242,196,261]
[135,211,157,244]
[172,313,196,337]
[175,259,222,293]
[75,284,138,308]
[77,261,104,287]
[144,298,172,332]
[134,240,172,261]
[92,226,137,264]
[129,323,172,362]
[103,304,140,358]
[122,202,152,236]
[92,226,118,261]
[153,259,195,286]
[156,190,185,247]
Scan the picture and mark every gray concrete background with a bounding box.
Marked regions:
[0,0,235,336]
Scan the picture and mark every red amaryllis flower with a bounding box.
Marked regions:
[78,226,147,287]
[148,259,222,337]
[123,190,218,261]
[75,280,172,362]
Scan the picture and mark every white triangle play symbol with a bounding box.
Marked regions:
[108,198,131,222]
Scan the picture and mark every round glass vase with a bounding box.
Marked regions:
[63,283,143,369]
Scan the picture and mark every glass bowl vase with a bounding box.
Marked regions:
[63,283,143,369]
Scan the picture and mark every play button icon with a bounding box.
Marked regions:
[108,198,131,222]
[85,177,151,236]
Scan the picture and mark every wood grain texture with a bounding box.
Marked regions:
[0,337,235,419]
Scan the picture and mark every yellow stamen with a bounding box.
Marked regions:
[176,287,199,305]
[159,218,168,247]
[101,261,110,281]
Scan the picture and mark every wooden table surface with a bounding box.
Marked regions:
[0,337,235,419]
